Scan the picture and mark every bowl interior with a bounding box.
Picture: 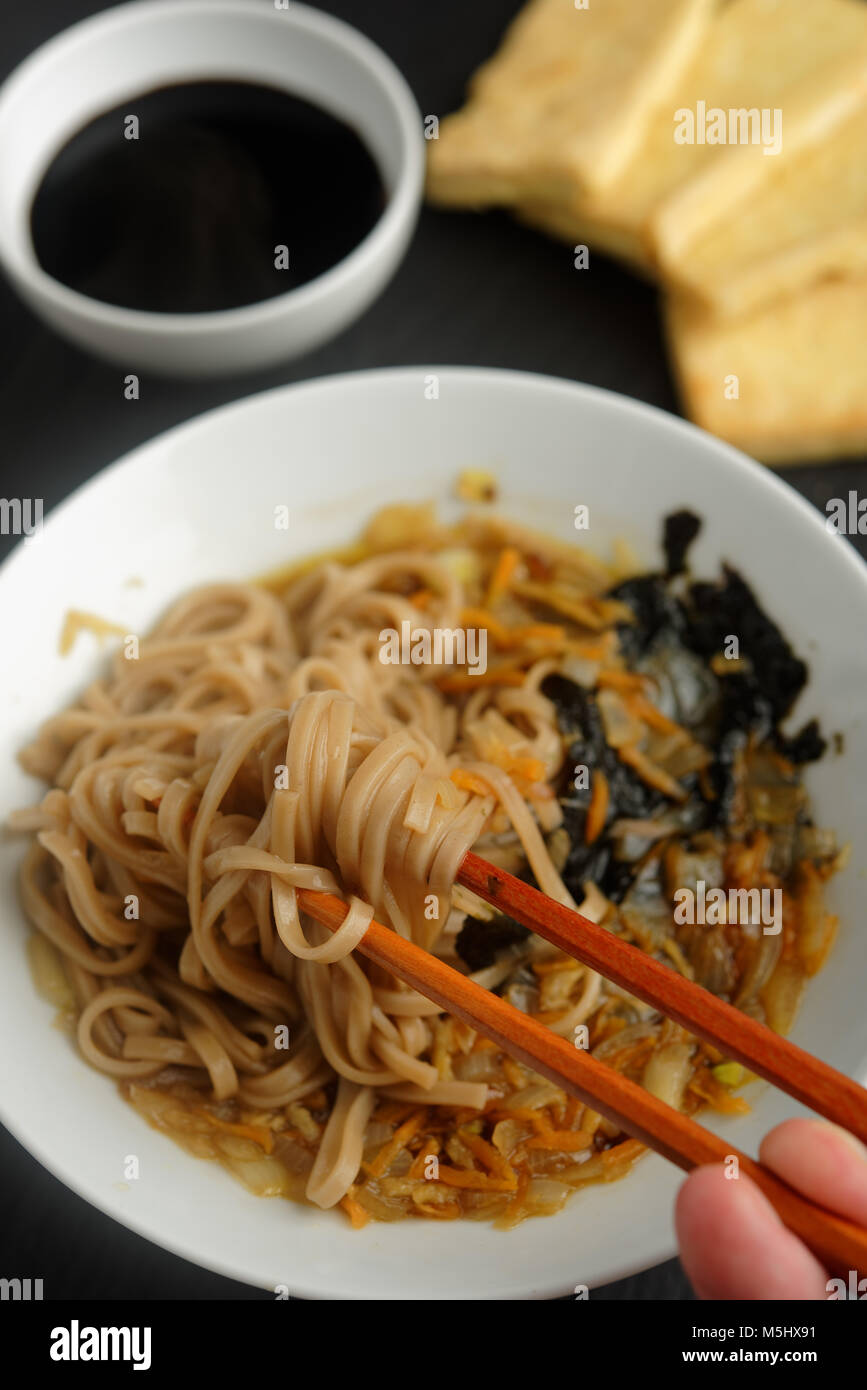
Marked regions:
[1,367,865,1299]
[0,0,409,279]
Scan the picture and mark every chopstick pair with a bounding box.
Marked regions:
[297,850,867,1278]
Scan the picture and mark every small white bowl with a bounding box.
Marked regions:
[0,0,423,376]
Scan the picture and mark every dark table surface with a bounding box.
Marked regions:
[1,0,864,1302]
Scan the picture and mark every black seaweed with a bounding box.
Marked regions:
[663,509,702,576]
[540,512,826,878]
[776,717,827,765]
[684,566,807,723]
[608,575,687,663]
[542,674,667,903]
[454,914,530,972]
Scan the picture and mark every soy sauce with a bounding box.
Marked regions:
[30,81,386,313]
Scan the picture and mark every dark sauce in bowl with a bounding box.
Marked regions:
[30,80,386,314]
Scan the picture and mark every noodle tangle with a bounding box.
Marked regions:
[12,547,600,1208]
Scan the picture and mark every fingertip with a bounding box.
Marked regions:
[676,1164,828,1301]
[760,1118,867,1226]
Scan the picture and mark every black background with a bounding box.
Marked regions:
[1,0,864,1302]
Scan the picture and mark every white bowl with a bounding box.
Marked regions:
[1,368,865,1299]
[0,1,423,376]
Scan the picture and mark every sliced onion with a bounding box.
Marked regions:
[761,958,807,1034]
[593,1021,658,1061]
[523,1177,573,1213]
[453,1049,503,1083]
[641,1043,693,1111]
[735,931,783,1008]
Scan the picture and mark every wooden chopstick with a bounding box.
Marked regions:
[459,851,867,1147]
[296,880,867,1279]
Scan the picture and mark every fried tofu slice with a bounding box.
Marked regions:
[576,0,867,267]
[426,0,717,208]
[665,279,867,465]
[662,101,867,318]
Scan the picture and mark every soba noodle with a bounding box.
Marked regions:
[11,529,601,1211]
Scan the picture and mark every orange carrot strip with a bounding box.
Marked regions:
[460,607,513,646]
[597,670,648,694]
[200,1111,274,1154]
[585,769,609,844]
[435,1165,517,1192]
[408,1139,441,1179]
[486,547,520,606]
[460,1130,519,1185]
[512,623,565,645]
[339,1190,371,1229]
[367,1110,427,1179]
[502,1057,525,1090]
[525,1130,594,1152]
[450,768,494,798]
[627,692,689,738]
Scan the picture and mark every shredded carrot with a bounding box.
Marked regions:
[597,669,648,694]
[510,580,609,629]
[370,1101,415,1126]
[486,547,520,606]
[498,1171,530,1222]
[688,1074,751,1116]
[460,606,513,646]
[408,1139,441,1179]
[367,1110,427,1178]
[431,1130,518,1191]
[601,1138,645,1174]
[585,768,609,844]
[435,1165,517,1192]
[502,1057,525,1090]
[489,1106,550,1132]
[450,768,493,797]
[626,692,689,738]
[200,1111,274,1154]
[618,744,687,801]
[525,1129,593,1153]
[339,1189,371,1229]
[460,1129,516,1174]
[564,639,610,661]
[460,606,565,654]
[513,622,565,645]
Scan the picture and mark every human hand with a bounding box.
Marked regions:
[675,1118,867,1299]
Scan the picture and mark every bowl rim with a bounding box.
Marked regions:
[0,0,424,336]
[2,365,866,1300]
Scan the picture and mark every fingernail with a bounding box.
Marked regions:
[810,1119,867,1163]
